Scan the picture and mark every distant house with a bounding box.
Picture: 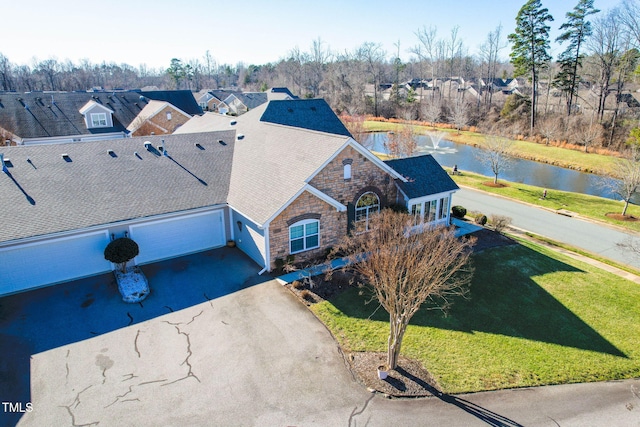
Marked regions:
[0,90,202,145]
[126,100,192,136]
[224,92,268,115]
[0,98,457,296]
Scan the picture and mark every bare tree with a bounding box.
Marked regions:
[385,124,417,158]
[476,136,514,184]
[333,209,474,370]
[448,100,470,134]
[479,25,507,108]
[587,9,623,122]
[537,115,563,145]
[356,42,387,117]
[604,147,640,216]
[422,97,442,127]
[573,118,602,152]
[340,114,368,145]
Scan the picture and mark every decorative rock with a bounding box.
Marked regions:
[114,266,150,303]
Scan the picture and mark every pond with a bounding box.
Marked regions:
[365,132,619,200]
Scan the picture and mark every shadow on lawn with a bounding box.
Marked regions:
[332,244,626,358]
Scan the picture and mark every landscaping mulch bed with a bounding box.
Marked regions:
[606,212,639,222]
[346,352,441,397]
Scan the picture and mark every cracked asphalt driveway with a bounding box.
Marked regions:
[17,280,370,426]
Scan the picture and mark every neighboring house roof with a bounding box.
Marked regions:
[259,99,352,137]
[137,90,202,116]
[0,92,139,140]
[232,92,268,110]
[268,87,299,100]
[173,112,233,134]
[126,100,191,133]
[384,154,459,199]
[0,131,235,243]
[0,91,202,142]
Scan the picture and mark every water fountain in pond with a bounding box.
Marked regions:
[414,131,456,155]
[427,131,447,150]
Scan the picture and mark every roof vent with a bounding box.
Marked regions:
[144,141,152,150]
[195,143,205,150]
[61,154,72,162]
[218,139,226,146]
[134,151,142,159]
[237,134,244,140]
[107,149,117,158]
[229,119,237,126]
[0,153,6,173]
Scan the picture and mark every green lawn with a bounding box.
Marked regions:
[446,169,640,233]
[311,240,640,394]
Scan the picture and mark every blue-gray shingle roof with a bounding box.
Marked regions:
[260,99,352,137]
[384,154,458,199]
[0,132,234,243]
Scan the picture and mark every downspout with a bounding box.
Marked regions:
[258,223,270,275]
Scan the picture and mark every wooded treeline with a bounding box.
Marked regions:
[0,0,638,150]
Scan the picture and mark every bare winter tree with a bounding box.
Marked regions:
[385,124,417,158]
[422,97,442,127]
[572,117,602,152]
[448,100,470,134]
[537,115,563,146]
[340,114,368,146]
[604,146,640,216]
[333,209,474,370]
[476,136,514,184]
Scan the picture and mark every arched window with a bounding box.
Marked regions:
[355,192,380,230]
[289,219,320,254]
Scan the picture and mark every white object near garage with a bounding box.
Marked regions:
[130,210,226,265]
[0,230,112,295]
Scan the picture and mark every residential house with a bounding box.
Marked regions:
[126,100,192,136]
[0,98,458,296]
[0,90,202,145]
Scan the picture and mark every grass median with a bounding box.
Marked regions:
[311,239,640,394]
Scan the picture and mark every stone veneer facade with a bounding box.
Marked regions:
[268,145,398,268]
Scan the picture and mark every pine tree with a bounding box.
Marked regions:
[508,0,554,132]
[554,0,600,116]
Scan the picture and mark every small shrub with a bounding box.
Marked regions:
[387,203,409,214]
[104,237,139,273]
[452,205,467,219]
[475,213,488,226]
[490,215,512,233]
[291,280,304,290]
[300,289,314,302]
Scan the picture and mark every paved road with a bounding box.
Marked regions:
[455,188,640,269]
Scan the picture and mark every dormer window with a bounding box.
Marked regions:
[91,113,107,127]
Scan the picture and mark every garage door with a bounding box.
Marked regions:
[0,231,112,295]
[130,210,226,265]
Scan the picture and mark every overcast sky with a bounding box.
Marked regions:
[1,0,624,70]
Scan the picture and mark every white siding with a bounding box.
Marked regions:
[232,210,266,267]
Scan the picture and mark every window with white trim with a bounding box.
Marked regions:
[289,219,320,254]
[355,192,380,230]
[344,163,352,180]
[90,113,107,127]
[438,196,449,220]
